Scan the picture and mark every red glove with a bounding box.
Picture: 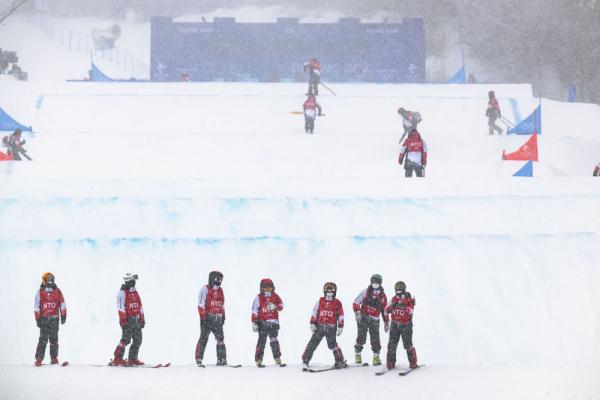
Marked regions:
[119,315,126,327]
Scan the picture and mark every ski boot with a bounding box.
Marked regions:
[51,357,59,365]
[256,359,264,368]
[302,361,309,372]
[34,358,42,367]
[196,359,205,368]
[408,347,418,369]
[354,352,362,364]
[216,359,228,366]
[110,357,127,366]
[128,359,145,366]
[372,353,382,366]
[275,358,282,366]
[334,360,348,369]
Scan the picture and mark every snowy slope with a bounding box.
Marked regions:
[1,13,600,400]
[0,80,599,399]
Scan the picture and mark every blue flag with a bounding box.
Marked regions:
[91,62,114,82]
[447,66,465,84]
[0,107,32,132]
[513,160,533,177]
[508,106,541,135]
[568,84,577,102]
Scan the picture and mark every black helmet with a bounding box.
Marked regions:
[370,274,382,285]
[260,278,274,293]
[208,270,223,286]
[488,90,495,96]
[394,281,406,293]
[323,282,337,298]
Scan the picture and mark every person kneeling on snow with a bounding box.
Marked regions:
[399,128,427,178]
[2,128,28,160]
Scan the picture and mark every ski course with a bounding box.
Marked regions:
[1,82,599,400]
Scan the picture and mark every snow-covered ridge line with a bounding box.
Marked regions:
[1,231,597,245]
[2,193,599,241]
[3,192,600,202]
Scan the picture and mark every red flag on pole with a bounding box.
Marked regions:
[502,134,538,161]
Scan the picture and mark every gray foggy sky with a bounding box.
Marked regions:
[2,0,599,101]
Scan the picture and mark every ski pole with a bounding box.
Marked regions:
[500,115,515,127]
[319,81,336,96]
[19,149,32,161]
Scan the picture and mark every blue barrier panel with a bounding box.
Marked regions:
[513,160,533,177]
[91,62,114,82]
[0,107,32,132]
[150,17,426,83]
[508,105,541,135]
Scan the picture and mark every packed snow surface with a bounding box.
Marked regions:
[1,15,600,400]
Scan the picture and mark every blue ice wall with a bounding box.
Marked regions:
[150,17,426,83]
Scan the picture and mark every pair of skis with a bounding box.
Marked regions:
[306,362,423,375]
[197,363,242,368]
[107,360,171,368]
[35,361,69,367]
[305,362,369,373]
[375,364,424,376]
[257,363,287,368]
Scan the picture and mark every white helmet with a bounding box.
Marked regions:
[123,273,138,282]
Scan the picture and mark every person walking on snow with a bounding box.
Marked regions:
[303,94,323,134]
[195,270,228,366]
[385,281,418,370]
[486,90,503,135]
[353,274,388,366]
[593,162,600,176]
[303,57,321,96]
[399,128,428,178]
[397,108,422,144]
[301,282,347,370]
[111,273,145,366]
[252,278,285,367]
[34,272,67,366]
